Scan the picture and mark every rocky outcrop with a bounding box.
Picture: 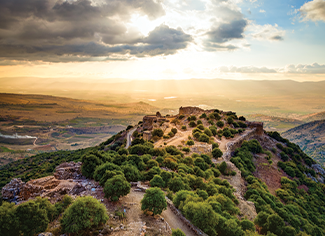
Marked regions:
[312,164,325,176]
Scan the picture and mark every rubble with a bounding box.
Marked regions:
[54,161,82,180]
[1,161,100,204]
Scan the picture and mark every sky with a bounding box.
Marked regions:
[0,0,325,81]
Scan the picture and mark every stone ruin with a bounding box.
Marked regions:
[1,161,102,204]
[190,144,212,155]
[246,121,264,136]
[179,106,204,116]
[143,131,152,141]
[143,111,167,130]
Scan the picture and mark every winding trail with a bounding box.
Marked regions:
[126,127,137,149]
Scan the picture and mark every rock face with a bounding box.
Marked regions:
[1,161,88,204]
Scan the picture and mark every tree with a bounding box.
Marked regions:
[122,164,140,182]
[240,219,255,232]
[171,128,178,134]
[16,200,49,236]
[219,161,227,174]
[227,117,234,124]
[172,228,186,236]
[197,124,205,130]
[169,177,186,192]
[239,116,246,121]
[93,162,121,181]
[186,140,194,146]
[60,196,108,235]
[204,128,213,137]
[217,121,224,128]
[199,133,210,143]
[189,121,196,127]
[212,148,223,158]
[183,201,218,236]
[150,175,165,188]
[266,214,284,236]
[104,175,131,201]
[141,187,167,215]
[200,113,207,119]
[81,154,101,178]
[152,128,164,137]
[182,147,190,153]
[0,202,19,236]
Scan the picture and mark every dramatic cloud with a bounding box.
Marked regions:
[0,0,193,62]
[300,0,325,22]
[0,0,290,63]
[207,20,248,43]
[0,25,192,62]
[203,0,248,51]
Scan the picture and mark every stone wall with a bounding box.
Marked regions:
[223,127,262,161]
[179,106,204,116]
[190,144,212,155]
[165,197,208,236]
[143,131,152,141]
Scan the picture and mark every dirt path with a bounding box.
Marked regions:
[118,189,196,236]
[126,127,137,149]
[161,207,196,236]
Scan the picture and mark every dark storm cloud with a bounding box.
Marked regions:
[0,0,189,63]
[206,19,247,43]
[0,25,192,62]
[202,1,248,51]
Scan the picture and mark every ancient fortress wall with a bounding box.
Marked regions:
[179,106,205,115]
[223,125,263,161]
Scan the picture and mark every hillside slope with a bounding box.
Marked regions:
[283,120,325,165]
[1,106,325,236]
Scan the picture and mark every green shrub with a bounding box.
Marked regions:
[200,113,207,119]
[16,200,49,236]
[182,147,190,153]
[152,129,164,137]
[217,121,224,128]
[150,175,165,188]
[212,148,223,158]
[81,154,101,178]
[186,140,195,146]
[197,124,204,130]
[0,202,19,236]
[60,196,108,235]
[141,187,167,215]
[104,175,131,201]
[172,228,186,236]
[181,125,187,130]
[189,121,196,127]
[199,134,210,143]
